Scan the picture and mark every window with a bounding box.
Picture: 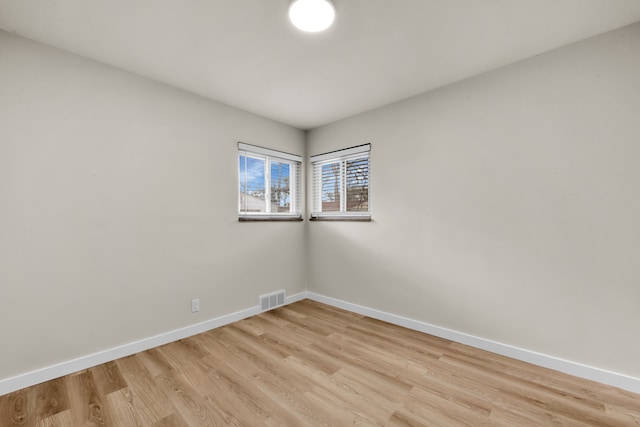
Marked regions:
[238,143,302,221]
[311,144,371,221]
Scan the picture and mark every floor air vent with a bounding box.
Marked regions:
[260,290,285,311]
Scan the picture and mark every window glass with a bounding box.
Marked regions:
[238,143,302,220]
[321,162,341,212]
[239,155,266,213]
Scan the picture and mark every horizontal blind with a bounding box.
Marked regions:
[238,142,302,162]
[345,155,369,212]
[320,161,342,212]
[311,144,370,217]
[310,143,370,163]
[292,162,301,214]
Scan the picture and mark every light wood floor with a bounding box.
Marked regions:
[1,300,639,426]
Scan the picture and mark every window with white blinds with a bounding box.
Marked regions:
[238,143,302,221]
[310,144,371,220]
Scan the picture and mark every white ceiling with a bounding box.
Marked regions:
[2,1,640,130]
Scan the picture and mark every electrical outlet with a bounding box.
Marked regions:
[191,298,200,313]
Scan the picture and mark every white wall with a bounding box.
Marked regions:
[307,23,640,378]
[0,31,305,381]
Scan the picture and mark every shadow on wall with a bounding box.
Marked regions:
[306,215,597,355]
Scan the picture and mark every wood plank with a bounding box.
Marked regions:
[150,412,190,427]
[88,362,127,396]
[114,356,173,425]
[187,356,273,425]
[65,370,111,426]
[35,378,69,420]
[152,372,225,426]
[103,388,145,427]
[134,347,174,378]
[35,409,74,427]
[2,387,38,427]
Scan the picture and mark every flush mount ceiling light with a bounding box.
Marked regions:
[289,0,336,32]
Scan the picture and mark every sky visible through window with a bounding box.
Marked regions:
[239,155,291,210]
[240,156,265,196]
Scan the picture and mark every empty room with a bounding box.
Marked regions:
[1,0,640,425]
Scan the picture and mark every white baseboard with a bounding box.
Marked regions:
[0,291,307,396]
[306,292,640,394]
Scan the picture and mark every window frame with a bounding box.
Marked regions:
[310,143,371,221]
[238,142,302,222]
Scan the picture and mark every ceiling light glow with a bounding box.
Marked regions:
[289,0,335,33]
